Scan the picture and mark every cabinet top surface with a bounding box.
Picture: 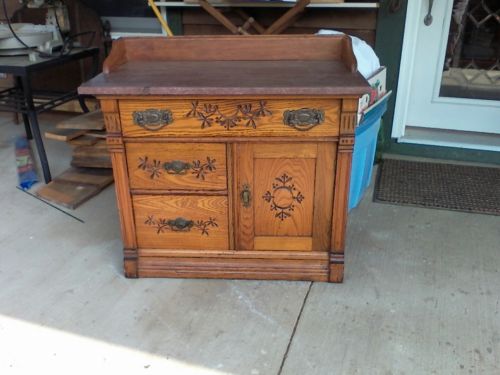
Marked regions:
[79,60,369,96]
[78,35,369,97]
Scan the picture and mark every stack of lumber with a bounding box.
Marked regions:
[37,110,114,209]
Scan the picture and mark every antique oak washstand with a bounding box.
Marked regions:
[79,35,369,282]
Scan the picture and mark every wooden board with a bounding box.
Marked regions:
[72,141,109,158]
[71,156,112,169]
[56,110,105,130]
[85,130,107,139]
[71,142,111,168]
[54,167,113,189]
[68,135,99,146]
[36,180,101,209]
[45,128,87,141]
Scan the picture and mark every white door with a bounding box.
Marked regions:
[394,0,500,150]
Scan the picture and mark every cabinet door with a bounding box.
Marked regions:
[234,143,336,251]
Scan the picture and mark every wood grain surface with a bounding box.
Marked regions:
[139,248,328,260]
[138,256,329,281]
[82,60,368,96]
[119,98,340,138]
[234,143,254,250]
[99,34,353,67]
[253,237,313,251]
[126,142,227,191]
[56,110,104,130]
[312,142,336,251]
[133,195,229,250]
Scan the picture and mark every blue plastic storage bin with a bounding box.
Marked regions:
[348,96,389,211]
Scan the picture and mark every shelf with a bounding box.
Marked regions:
[154,1,380,9]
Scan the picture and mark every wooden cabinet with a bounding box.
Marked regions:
[79,35,369,282]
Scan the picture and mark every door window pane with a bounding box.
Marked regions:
[440,0,500,100]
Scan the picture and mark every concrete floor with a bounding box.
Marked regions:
[0,113,499,375]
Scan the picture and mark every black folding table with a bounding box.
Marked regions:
[0,47,100,183]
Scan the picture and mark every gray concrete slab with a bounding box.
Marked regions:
[281,183,500,375]
[0,113,499,374]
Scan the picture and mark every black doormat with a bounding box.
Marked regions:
[374,159,500,215]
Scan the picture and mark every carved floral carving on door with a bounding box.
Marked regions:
[262,173,304,220]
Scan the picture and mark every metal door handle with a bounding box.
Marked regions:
[424,0,434,26]
[241,184,251,208]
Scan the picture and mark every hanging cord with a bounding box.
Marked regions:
[1,0,54,58]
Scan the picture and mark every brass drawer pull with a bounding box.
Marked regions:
[283,108,325,131]
[138,156,217,180]
[164,160,192,175]
[145,215,218,236]
[241,184,251,207]
[167,217,194,232]
[133,109,173,131]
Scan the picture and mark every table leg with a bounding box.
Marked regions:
[21,75,52,184]
[15,77,33,140]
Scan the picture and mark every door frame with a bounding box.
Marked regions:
[392,0,421,138]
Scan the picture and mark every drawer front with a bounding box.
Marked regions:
[120,99,340,137]
[127,143,227,191]
[133,195,229,250]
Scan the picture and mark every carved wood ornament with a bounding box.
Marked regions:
[262,173,304,220]
[186,100,272,129]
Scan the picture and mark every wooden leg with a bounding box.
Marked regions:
[329,254,344,283]
[124,249,138,278]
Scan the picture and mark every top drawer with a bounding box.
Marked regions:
[119,99,341,138]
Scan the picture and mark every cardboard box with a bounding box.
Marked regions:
[358,66,387,114]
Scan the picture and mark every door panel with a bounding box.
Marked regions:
[397,0,500,138]
[254,158,315,237]
[235,143,335,252]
